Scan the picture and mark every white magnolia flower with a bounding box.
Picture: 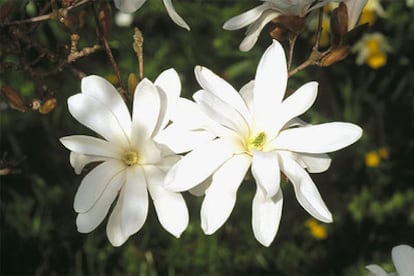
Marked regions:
[60,69,188,246]
[165,40,362,246]
[223,0,341,51]
[366,244,414,276]
[114,0,190,30]
[342,0,368,30]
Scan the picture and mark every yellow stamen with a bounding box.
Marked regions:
[123,151,139,166]
[248,132,267,152]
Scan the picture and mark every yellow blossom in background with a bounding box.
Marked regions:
[305,219,328,240]
[319,16,331,47]
[378,147,389,159]
[352,32,391,69]
[359,0,386,26]
[105,74,119,85]
[365,147,389,167]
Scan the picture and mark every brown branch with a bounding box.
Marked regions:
[133,27,144,80]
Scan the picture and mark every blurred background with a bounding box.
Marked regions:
[1,0,413,275]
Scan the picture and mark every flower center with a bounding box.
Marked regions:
[248,132,267,152]
[123,151,139,166]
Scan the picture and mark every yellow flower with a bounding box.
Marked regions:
[359,0,386,26]
[305,219,328,240]
[365,150,381,167]
[352,32,391,69]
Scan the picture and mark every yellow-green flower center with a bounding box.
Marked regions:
[248,132,267,152]
[123,151,139,166]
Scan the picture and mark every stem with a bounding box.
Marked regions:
[287,34,297,71]
[313,8,324,51]
[288,59,313,78]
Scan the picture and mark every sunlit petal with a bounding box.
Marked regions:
[106,188,127,246]
[162,0,190,30]
[251,150,280,198]
[223,3,272,30]
[69,152,107,175]
[60,135,122,158]
[392,244,414,276]
[239,80,254,113]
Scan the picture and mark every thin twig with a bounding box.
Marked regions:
[287,34,297,72]
[313,8,324,51]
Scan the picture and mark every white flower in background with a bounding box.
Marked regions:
[408,0,414,8]
[114,0,190,30]
[366,244,414,276]
[115,12,134,27]
[352,32,391,69]
[165,40,362,246]
[60,69,188,246]
[223,0,341,51]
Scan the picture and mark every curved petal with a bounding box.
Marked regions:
[295,152,332,173]
[194,66,251,123]
[392,244,414,276]
[137,138,162,165]
[74,160,125,213]
[165,138,241,192]
[193,90,249,138]
[253,40,287,134]
[279,153,332,223]
[68,94,130,146]
[201,154,251,234]
[106,188,127,246]
[272,122,363,153]
[239,80,255,114]
[223,3,272,30]
[162,0,190,30]
[76,170,125,233]
[269,82,318,136]
[69,152,107,175]
[189,176,212,197]
[132,78,161,142]
[344,0,368,30]
[252,187,283,247]
[145,165,188,237]
[239,11,280,52]
[155,154,181,172]
[251,150,280,198]
[61,135,121,158]
[121,166,148,238]
[114,0,146,13]
[81,75,131,140]
[365,265,388,276]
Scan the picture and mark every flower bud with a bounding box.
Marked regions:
[319,46,350,67]
[1,86,27,112]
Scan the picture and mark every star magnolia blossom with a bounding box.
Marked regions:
[223,0,340,51]
[60,69,188,246]
[165,40,362,246]
[366,244,414,276]
[114,0,190,30]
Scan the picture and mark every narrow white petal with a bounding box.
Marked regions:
[279,153,332,223]
[81,75,131,140]
[74,160,125,213]
[60,135,121,158]
[76,170,125,233]
[145,165,188,237]
[155,124,215,154]
[106,188,127,246]
[137,138,162,165]
[132,79,161,142]
[189,177,212,196]
[239,80,255,114]
[252,187,283,247]
[344,0,368,30]
[193,90,249,137]
[223,3,272,30]
[162,0,190,30]
[251,150,280,198]
[68,94,129,146]
[114,0,146,13]
[194,66,251,123]
[295,152,332,173]
[201,154,251,234]
[155,155,181,172]
[253,40,287,133]
[69,152,107,175]
[365,265,388,276]
[165,138,240,192]
[273,122,363,153]
[169,98,210,129]
[392,244,414,276]
[239,11,280,52]
[121,166,148,238]
[270,82,318,136]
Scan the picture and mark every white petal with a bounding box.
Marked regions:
[69,152,107,175]
[253,40,287,133]
[273,122,363,153]
[252,187,283,247]
[76,170,125,233]
[165,138,240,192]
[132,78,161,142]
[392,244,414,276]
[194,66,251,123]
[365,265,388,276]
[201,154,251,234]
[239,10,280,52]
[106,188,127,246]
[60,135,121,158]
[169,98,210,129]
[223,3,271,30]
[137,138,162,165]
[296,152,332,173]
[68,94,130,146]
[145,165,188,237]
[114,0,145,13]
[162,0,190,30]
[155,124,215,154]
[239,80,255,114]
[81,75,131,140]
[251,150,280,198]
[193,90,249,137]
[189,177,212,196]
[155,154,181,173]
[279,153,332,223]
[269,82,318,136]
[121,166,148,238]
[74,160,125,213]
[344,0,368,30]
